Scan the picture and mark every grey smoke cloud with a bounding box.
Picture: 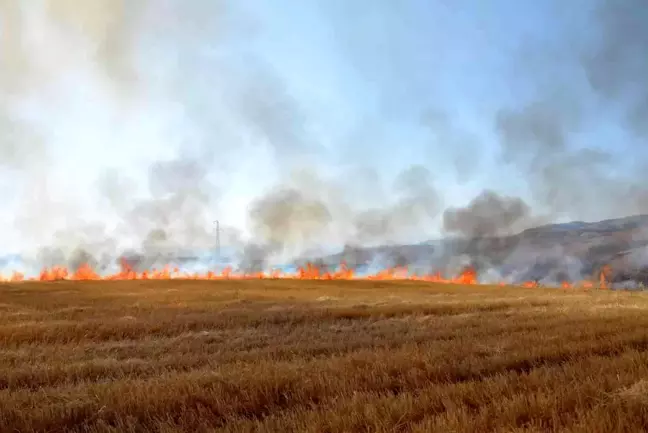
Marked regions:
[421,109,481,184]
[494,96,612,219]
[234,60,317,157]
[443,190,532,239]
[0,1,315,266]
[583,0,648,137]
[244,164,442,267]
[353,164,441,244]
[249,187,332,251]
[493,0,648,223]
[2,0,648,280]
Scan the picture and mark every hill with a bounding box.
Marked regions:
[317,215,648,284]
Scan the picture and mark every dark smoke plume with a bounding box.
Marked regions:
[439,190,534,276]
[443,190,532,239]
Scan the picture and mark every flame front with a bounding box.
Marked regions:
[0,260,611,288]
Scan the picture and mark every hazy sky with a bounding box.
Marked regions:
[0,0,646,257]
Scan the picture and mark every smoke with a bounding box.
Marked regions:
[244,164,441,268]
[0,1,145,94]
[421,109,481,184]
[121,159,218,248]
[353,164,441,244]
[583,0,648,137]
[3,0,648,283]
[234,61,317,157]
[470,0,648,283]
[494,94,632,221]
[249,186,332,254]
[438,190,534,277]
[0,1,311,271]
[494,0,648,222]
[443,190,532,239]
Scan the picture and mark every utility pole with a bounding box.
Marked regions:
[213,220,220,262]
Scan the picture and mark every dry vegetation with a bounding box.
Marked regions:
[2,280,648,432]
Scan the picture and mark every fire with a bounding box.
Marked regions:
[0,260,610,289]
[599,264,612,289]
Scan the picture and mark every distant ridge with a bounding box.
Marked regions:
[523,215,648,234]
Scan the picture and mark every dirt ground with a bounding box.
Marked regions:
[1,280,648,432]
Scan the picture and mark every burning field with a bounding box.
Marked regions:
[3,212,646,290]
[3,279,648,432]
[3,1,648,431]
[0,260,613,290]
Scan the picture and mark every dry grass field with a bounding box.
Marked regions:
[2,280,648,432]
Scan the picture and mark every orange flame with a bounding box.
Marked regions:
[0,260,611,289]
[599,264,612,290]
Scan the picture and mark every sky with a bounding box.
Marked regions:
[0,0,647,262]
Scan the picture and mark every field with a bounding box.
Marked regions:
[2,281,648,432]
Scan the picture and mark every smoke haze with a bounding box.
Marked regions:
[0,0,647,279]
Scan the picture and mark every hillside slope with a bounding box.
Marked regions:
[320,215,648,284]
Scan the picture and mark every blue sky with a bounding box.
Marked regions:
[0,0,645,256]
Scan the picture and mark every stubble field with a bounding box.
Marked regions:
[1,279,648,432]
